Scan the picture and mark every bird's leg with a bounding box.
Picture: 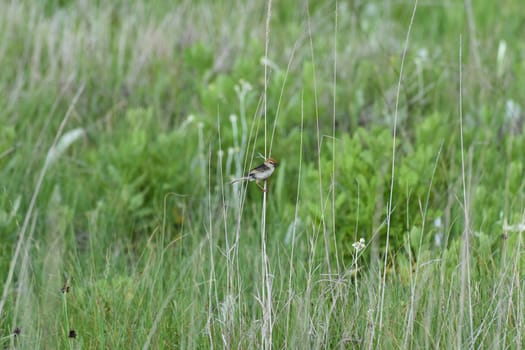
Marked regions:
[256,181,268,192]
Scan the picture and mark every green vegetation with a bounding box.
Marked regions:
[1,0,524,348]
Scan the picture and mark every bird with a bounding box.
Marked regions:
[230,157,278,192]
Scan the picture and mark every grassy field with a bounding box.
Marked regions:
[1,0,525,348]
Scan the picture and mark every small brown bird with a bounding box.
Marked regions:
[230,158,278,192]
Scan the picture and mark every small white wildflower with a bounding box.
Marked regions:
[234,80,252,98]
[352,238,366,252]
[217,149,224,158]
[229,114,238,123]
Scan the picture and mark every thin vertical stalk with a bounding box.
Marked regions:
[375,1,418,347]
[261,1,273,349]
[457,34,474,349]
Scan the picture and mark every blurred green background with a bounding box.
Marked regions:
[1,0,525,348]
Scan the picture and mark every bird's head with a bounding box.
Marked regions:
[265,158,279,168]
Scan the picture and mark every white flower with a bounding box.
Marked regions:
[352,238,366,252]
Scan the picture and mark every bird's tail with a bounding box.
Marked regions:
[230,177,250,184]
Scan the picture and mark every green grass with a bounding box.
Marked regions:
[1,0,525,348]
